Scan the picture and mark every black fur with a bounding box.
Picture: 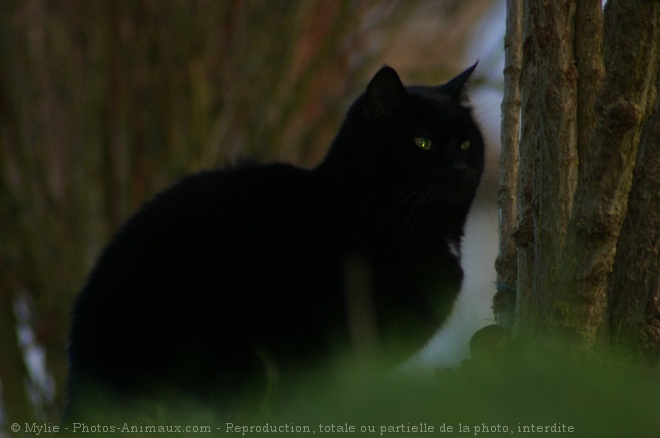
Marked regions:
[65,65,484,418]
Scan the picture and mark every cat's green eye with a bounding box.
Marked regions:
[460,140,470,150]
[414,137,432,150]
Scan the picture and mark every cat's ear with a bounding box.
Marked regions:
[364,66,407,120]
[440,62,478,102]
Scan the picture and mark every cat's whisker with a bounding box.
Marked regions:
[376,185,426,231]
[473,191,498,230]
[401,188,424,244]
[402,185,434,248]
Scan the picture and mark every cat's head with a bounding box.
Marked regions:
[324,65,485,223]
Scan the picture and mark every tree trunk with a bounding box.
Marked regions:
[494,0,522,330]
[556,0,659,348]
[517,0,579,332]
[497,0,660,355]
[609,73,660,361]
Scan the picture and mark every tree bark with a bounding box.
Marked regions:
[609,73,660,361]
[494,0,522,330]
[574,0,604,174]
[499,0,660,355]
[555,0,660,348]
[517,0,579,332]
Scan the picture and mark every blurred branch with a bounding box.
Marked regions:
[0,0,491,420]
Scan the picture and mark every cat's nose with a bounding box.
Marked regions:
[452,162,467,171]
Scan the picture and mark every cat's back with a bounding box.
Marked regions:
[123,162,322,238]
[92,162,341,268]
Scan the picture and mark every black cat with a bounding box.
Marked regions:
[64,64,484,418]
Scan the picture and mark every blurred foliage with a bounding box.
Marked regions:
[270,347,660,438]
[0,0,495,426]
[62,344,660,437]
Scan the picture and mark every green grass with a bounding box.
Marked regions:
[53,345,660,437]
